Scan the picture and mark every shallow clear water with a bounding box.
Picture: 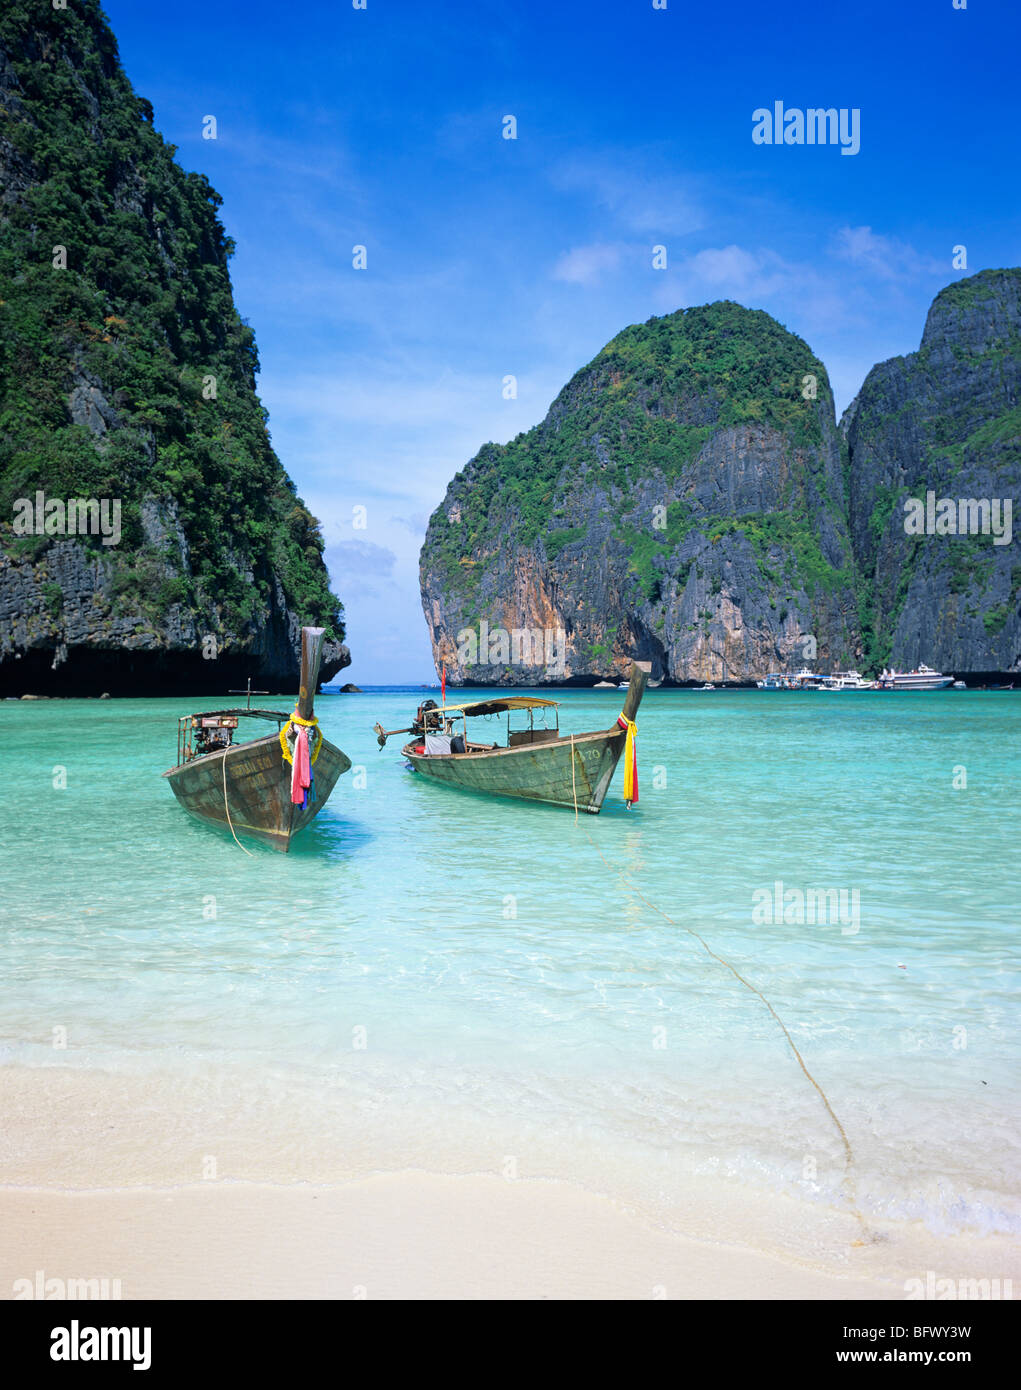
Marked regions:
[1,688,1018,1235]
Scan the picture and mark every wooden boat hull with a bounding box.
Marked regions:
[163,733,350,850]
[402,726,627,813]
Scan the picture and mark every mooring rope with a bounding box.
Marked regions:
[569,771,872,1245]
[221,743,254,856]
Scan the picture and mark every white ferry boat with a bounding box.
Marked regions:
[876,664,953,691]
[818,669,876,691]
[756,669,820,690]
[791,667,823,689]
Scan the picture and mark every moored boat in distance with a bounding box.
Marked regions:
[791,667,823,689]
[162,627,351,850]
[876,664,954,691]
[374,662,650,812]
[817,670,876,690]
[756,669,820,690]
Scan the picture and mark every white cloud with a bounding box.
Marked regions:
[551,156,704,236]
[831,226,945,281]
[651,243,847,335]
[552,242,623,285]
[391,513,430,536]
[328,540,396,578]
[683,244,766,292]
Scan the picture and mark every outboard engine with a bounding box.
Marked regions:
[412,699,439,738]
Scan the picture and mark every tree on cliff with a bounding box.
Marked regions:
[0,0,347,692]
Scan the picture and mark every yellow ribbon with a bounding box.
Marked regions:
[617,715,638,804]
[279,711,322,766]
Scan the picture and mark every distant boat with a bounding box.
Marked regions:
[817,669,876,691]
[952,680,967,690]
[162,627,351,851]
[791,667,823,689]
[756,669,817,690]
[988,682,1015,691]
[374,663,650,812]
[876,664,953,691]
[695,682,715,690]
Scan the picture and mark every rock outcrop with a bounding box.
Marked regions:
[844,268,1020,674]
[421,275,1020,684]
[0,0,348,694]
[421,302,861,684]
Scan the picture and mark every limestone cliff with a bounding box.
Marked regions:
[422,276,1020,684]
[844,268,1020,674]
[421,302,861,684]
[0,0,348,694]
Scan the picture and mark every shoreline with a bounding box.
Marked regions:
[2,1060,1018,1300]
[0,1175,910,1301]
[2,1172,1017,1300]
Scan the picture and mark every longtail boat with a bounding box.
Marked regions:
[163,626,351,851]
[374,661,650,812]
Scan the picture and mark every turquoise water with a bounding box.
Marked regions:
[1,688,1018,1236]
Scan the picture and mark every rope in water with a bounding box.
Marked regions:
[221,742,253,857]
[569,759,873,1246]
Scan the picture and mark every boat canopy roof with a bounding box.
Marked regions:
[437,695,559,717]
[186,707,290,723]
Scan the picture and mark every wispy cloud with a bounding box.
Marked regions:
[391,513,430,536]
[323,539,400,602]
[651,243,848,336]
[831,226,946,281]
[550,155,705,236]
[552,242,624,285]
[328,540,397,578]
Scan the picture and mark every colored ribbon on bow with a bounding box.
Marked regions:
[279,711,322,766]
[616,714,638,807]
[291,724,312,807]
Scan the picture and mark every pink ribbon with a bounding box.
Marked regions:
[290,726,311,806]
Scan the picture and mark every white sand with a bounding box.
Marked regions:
[2,1065,1017,1299]
[1,1175,902,1300]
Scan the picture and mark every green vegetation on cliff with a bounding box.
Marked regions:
[428,301,832,594]
[848,267,1021,671]
[421,298,862,683]
[0,0,342,638]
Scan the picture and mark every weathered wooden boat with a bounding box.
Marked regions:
[163,626,351,850]
[374,662,650,812]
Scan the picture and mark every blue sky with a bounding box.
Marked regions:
[101,0,1020,682]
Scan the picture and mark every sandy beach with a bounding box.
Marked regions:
[2,1060,1018,1301]
[0,1176,920,1301]
[3,1161,1018,1301]
[4,1174,1019,1301]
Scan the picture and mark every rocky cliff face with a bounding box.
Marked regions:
[422,275,1020,684]
[421,302,862,684]
[844,268,1020,674]
[0,0,348,694]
